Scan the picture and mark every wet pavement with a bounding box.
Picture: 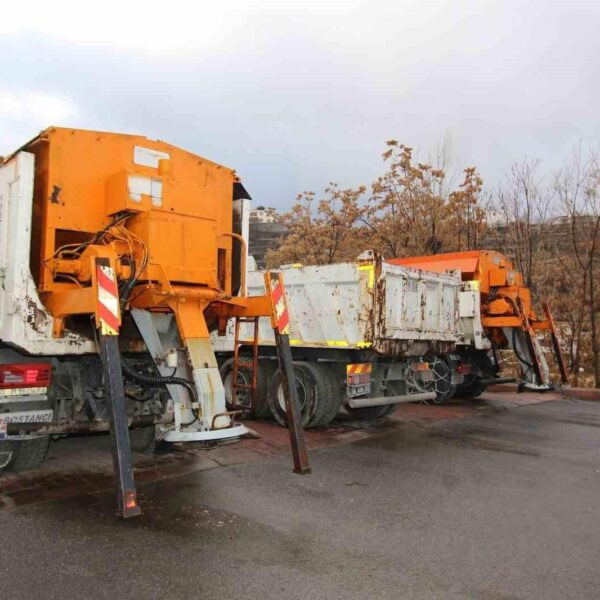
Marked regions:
[1,391,599,599]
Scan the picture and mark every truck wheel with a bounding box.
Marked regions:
[268,361,333,428]
[310,364,343,427]
[219,357,274,419]
[430,356,455,404]
[454,376,485,398]
[129,425,156,455]
[4,437,51,473]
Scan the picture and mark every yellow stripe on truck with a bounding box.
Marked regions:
[346,363,373,374]
[358,264,375,289]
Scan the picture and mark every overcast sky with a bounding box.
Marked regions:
[1,1,599,209]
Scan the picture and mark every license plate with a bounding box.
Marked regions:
[0,410,53,424]
[0,387,48,398]
[347,383,371,398]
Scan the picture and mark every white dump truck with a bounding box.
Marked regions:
[214,252,478,426]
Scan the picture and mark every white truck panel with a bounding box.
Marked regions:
[0,152,93,355]
[213,259,463,355]
[382,263,460,341]
[458,281,491,350]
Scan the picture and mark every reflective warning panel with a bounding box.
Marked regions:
[346,363,372,397]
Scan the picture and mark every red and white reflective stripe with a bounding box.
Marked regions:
[270,279,290,335]
[346,363,373,375]
[96,264,120,335]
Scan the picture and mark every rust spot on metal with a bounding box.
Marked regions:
[373,337,455,359]
[50,185,61,204]
[26,297,50,333]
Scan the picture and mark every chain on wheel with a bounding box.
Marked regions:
[407,356,453,404]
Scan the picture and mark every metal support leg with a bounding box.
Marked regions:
[542,302,568,385]
[98,334,141,518]
[274,330,311,474]
[516,297,545,386]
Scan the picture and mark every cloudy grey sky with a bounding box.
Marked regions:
[1,1,599,208]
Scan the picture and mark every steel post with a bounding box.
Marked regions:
[274,329,311,474]
[98,334,141,518]
[542,302,568,385]
[94,256,141,518]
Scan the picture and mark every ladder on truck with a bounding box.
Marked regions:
[97,264,310,518]
[231,316,260,411]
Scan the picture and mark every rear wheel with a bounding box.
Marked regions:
[268,361,335,428]
[454,376,485,398]
[453,351,496,399]
[429,356,455,404]
[311,364,344,426]
[3,436,51,473]
[220,357,275,419]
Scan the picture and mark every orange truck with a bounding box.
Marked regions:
[391,250,568,396]
[0,127,306,516]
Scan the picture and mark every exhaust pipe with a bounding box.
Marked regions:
[348,391,436,409]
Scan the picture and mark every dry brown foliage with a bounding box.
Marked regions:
[266,140,486,266]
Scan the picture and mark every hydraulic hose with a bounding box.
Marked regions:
[119,254,137,312]
[121,360,199,423]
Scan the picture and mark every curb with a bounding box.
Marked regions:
[486,383,600,401]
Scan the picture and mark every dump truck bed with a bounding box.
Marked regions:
[215,258,462,357]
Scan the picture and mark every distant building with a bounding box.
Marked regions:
[248,206,288,268]
[251,205,277,224]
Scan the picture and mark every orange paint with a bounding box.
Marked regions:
[19,126,272,339]
[390,250,552,345]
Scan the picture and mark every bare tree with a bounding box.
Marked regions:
[427,131,463,201]
[493,159,554,290]
[555,146,600,386]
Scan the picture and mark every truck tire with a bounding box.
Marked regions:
[4,436,51,473]
[268,361,334,428]
[430,356,455,404]
[129,425,156,455]
[219,357,274,419]
[314,364,344,426]
[454,376,485,398]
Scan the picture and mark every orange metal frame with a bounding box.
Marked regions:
[21,126,272,341]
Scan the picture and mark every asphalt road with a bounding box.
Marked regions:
[1,398,599,599]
